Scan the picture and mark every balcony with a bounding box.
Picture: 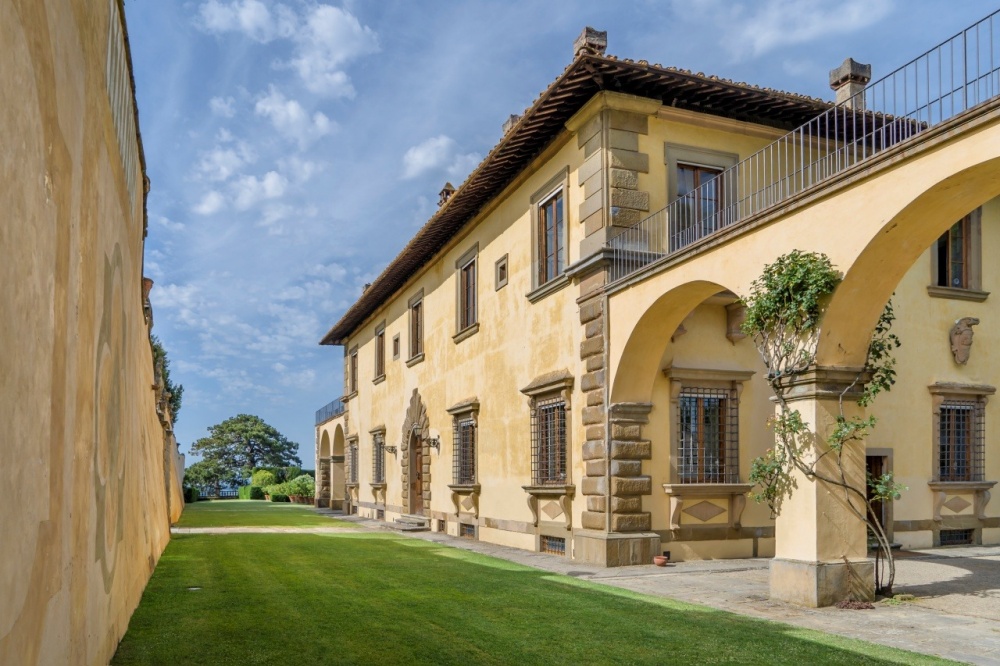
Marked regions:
[315,398,345,426]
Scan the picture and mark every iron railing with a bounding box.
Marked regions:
[315,398,345,426]
[609,10,1000,283]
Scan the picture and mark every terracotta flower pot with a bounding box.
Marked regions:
[653,555,669,567]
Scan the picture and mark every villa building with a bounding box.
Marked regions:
[317,25,1000,606]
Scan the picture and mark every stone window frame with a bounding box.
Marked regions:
[495,254,509,291]
[407,289,425,366]
[392,333,400,360]
[454,243,480,344]
[664,143,738,204]
[447,398,481,519]
[370,427,386,485]
[527,167,571,303]
[661,367,754,530]
[519,371,576,532]
[346,436,360,485]
[373,321,386,384]
[928,383,995,483]
[928,208,989,302]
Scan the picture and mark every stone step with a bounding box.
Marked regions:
[392,515,430,532]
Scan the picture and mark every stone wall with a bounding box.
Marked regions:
[0,1,177,663]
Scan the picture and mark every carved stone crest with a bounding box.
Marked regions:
[949,317,980,365]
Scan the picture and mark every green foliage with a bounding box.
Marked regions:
[190,414,302,483]
[270,494,290,503]
[282,466,304,482]
[184,459,236,496]
[238,485,252,500]
[249,486,266,500]
[251,469,277,488]
[868,471,907,502]
[288,474,316,497]
[183,487,199,504]
[741,250,841,341]
[827,415,877,453]
[151,335,184,425]
[859,299,902,407]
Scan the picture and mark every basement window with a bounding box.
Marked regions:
[540,535,566,556]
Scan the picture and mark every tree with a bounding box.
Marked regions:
[151,335,184,425]
[183,459,235,496]
[190,414,301,484]
[741,251,905,596]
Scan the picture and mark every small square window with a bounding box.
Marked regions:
[392,334,400,360]
[495,254,509,290]
[539,535,566,556]
[459,523,476,539]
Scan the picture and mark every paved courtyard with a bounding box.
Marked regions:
[310,512,1000,665]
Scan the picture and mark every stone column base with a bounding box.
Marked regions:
[770,557,874,607]
[573,529,661,566]
[316,498,330,508]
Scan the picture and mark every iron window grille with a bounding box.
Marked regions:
[940,528,974,546]
[348,443,359,484]
[531,398,567,486]
[372,434,385,483]
[452,417,477,484]
[376,509,385,521]
[539,535,566,556]
[459,523,476,539]
[939,399,985,482]
[677,387,739,484]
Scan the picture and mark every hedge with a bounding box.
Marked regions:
[184,487,199,504]
[269,493,289,503]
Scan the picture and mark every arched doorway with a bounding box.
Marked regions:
[330,425,346,511]
[400,389,430,516]
[317,430,331,507]
[409,429,423,514]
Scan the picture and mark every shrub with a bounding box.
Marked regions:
[238,485,252,500]
[270,493,289,503]
[251,469,277,488]
[288,474,315,497]
[282,466,303,483]
[183,487,199,504]
[249,486,265,500]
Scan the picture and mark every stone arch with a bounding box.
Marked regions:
[400,389,431,514]
[610,280,740,404]
[330,424,346,510]
[816,156,1000,368]
[317,430,331,505]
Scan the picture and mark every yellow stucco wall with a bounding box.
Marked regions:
[0,1,176,663]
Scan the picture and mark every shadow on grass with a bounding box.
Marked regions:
[113,533,955,666]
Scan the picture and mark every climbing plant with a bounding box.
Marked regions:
[741,250,905,595]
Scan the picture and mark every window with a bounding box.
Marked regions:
[374,325,385,380]
[348,346,358,394]
[537,190,565,285]
[539,535,566,556]
[938,400,984,482]
[453,417,476,484]
[408,291,424,360]
[929,209,987,300]
[936,217,970,289]
[678,387,739,484]
[392,334,400,360]
[495,254,508,290]
[531,398,567,485]
[674,163,723,248]
[372,432,385,483]
[940,528,974,545]
[455,244,478,336]
[459,523,476,539]
[348,441,359,484]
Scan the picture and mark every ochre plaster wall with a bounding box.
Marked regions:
[1,1,175,663]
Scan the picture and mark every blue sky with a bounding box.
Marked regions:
[124,0,996,466]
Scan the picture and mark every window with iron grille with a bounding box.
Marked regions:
[376,508,385,521]
[539,535,566,556]
[678,387,739,484]
[452,417,476,484]
[940,528,974,546]
[372,433,385,483]
[532,398,567,485]
[939,399,985,482]
[348,442,359,484]
[459,523,476,539]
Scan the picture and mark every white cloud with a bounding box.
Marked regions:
[677,0,893,59]
[254,87,334,148]
[402,135,480,181]
[154,215,185,232]
[232,171,288,210]
[197,0,296,43]
[195,143,255,182]
[289,5,379,98]
[193,190,226,215]
[196,2,377,97]
[209,96,236,118]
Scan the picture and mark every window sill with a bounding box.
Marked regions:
[926,285,990,302]
[344,391,358,401]
[369,482,387,491]
[452,322,480,345]
[522,484,575,530]
[526,274,570,304]
[661,483,753,530]
[372,374,386,386]
[928,480,995,521]
[405,352,425,368]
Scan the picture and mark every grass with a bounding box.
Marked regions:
[174,499,355,528]
[113,503,955,665]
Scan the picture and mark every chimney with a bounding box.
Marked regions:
[574,27,607,58]
[438,182,456,206]
[502,114,521,135]
[829,57,871,109]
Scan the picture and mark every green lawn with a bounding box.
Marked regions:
[113,530,953,664]
[174,499,355,528]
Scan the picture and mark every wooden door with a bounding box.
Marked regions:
[411,435,424,514]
